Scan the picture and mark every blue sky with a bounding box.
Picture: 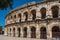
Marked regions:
[0,0,43,27]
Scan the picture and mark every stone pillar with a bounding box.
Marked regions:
[21,13,25,22]
[11,28,13,37]
[7,27,9,36]
[36,8,41,20]
[28,8,32,21]
[15,27,18,37]
[20,27,23,38]
[7,27,10,36]
[46,7,52,19]
[27,26,31,38]
[47,25,52,40]
[36,24,40,39]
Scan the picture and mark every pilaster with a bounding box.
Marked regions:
[20,27,23,38]
[27,26,31,38]
[15,27,18,37]
[36,8,41,20]
[47,25,52,40]
[36,24,40,39]
[46,7,52,19]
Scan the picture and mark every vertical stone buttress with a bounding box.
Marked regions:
[47,25,52,40]
[46,5,52,18]
[15,27,18,37]
[36,8,41,19]
[27,26,31,38]
[36,24,40,38]
[11,27,14,37]
[28,8,32,21]
[20,27,23,38]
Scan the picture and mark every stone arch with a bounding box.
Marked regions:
[40,7,46,19]
[40,27,47,39]
[13,28,15,37]
[17,28,20,37]
[51,5,59,18]
[18,13,21,22]
[24,12,28,21]
[23,27,27,38]
[52,26,60,38]
[31,26,36,38]
[31,10,36,20]
[48,22,60,29]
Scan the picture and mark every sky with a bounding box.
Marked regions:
[0,0,43,27]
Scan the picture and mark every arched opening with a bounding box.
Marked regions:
[13,28,15,37]
[31,10,36,20]
[18,13,21,22]
[40,8,46,19]
[18,28,20,37]
[40,27,47,39]
[23,27,27,38]
[14,15,16,19]
[24,12,28,21]
[51,6,59,18]
[11,16,12,19]
[10,28,11,36]
[31,27,36,38]
[52,26,60,38]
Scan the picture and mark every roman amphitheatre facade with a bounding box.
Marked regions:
[4,0,60,40]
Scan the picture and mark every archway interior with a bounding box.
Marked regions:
[18,13,21,22]
[51,6,59,18]
[40,27,47,39]
[18,28,20,37]
[10,28,11,36]
[31,10,36,20]
[40,8,46,19]
[24,12,28,21]
[23,27,27,38]
[13,28,15,37]
[31,27,36,38]
[14,15,16,19]
[52,26,60,38]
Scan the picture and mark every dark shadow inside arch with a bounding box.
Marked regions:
[10,28,11,36]
[51,6,59,18]
[52,26,60,38]
[13,28,15,37]
[31,10,36,20]
[31,27,36,38]
[18,28,20,37]
[40,27,47,39]
[14,15,16,19]
[40,8,46,19]
[24,12,28,21]
[23,27,27,38]
[18,13,21,22]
